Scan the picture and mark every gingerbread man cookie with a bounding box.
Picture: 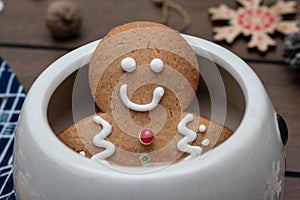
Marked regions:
[57,21,233,167]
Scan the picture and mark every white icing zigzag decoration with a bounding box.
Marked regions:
[177,114,202,160]
[91,116,115,161]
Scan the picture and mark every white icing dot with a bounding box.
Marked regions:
[121,57,136,72]
[150,58,164,73]
[199,124,206,132]
[79,151,86,157]
[202,139,210,147]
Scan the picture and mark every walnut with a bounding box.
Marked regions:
[45,0,82,39]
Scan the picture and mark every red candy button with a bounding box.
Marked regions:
[139,129,154,145]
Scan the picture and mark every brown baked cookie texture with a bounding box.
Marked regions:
[103,21,172,40]
[89,21,200,112]
[57,112,233,166]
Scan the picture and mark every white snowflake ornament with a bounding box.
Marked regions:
[209,0,299,52]
[263,161,283,200]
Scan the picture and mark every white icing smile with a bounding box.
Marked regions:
[120,84,164,112]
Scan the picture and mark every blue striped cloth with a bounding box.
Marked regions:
[0,56,25,200]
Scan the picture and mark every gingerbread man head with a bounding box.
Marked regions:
[86,21,201,165]
[89,21,199,111]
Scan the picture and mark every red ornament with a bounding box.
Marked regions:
[139,129,154,145]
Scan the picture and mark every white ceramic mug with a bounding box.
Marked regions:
[14,35,288,200]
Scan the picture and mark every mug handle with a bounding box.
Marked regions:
[276,114,288,145]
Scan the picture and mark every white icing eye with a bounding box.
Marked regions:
[150,58,164,73]
[121,57,136,72]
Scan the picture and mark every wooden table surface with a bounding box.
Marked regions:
[0,0,299,199]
